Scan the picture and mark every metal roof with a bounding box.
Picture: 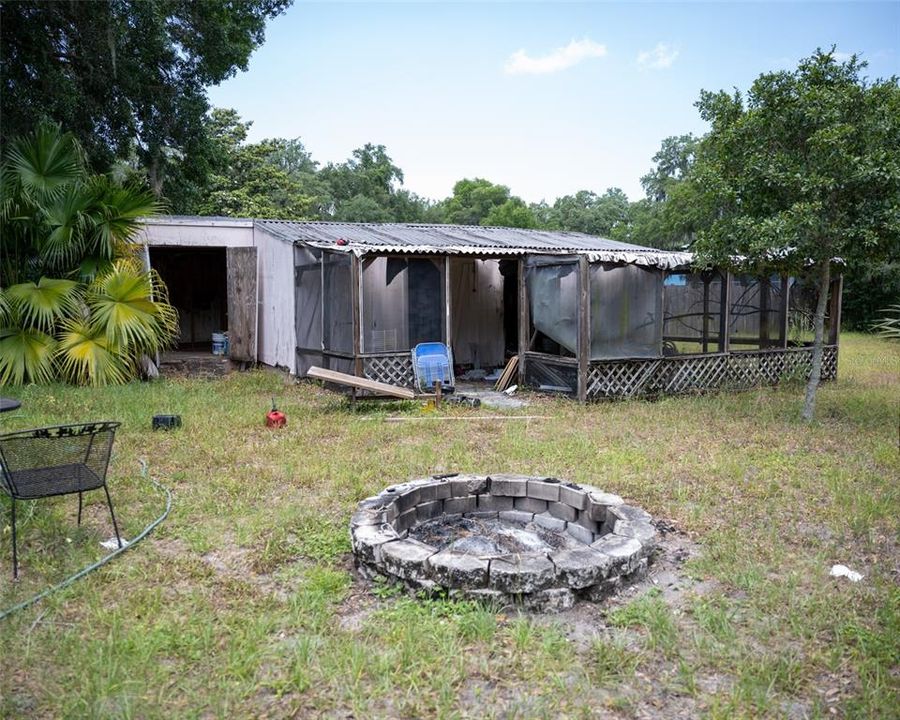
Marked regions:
[256,220,693,269]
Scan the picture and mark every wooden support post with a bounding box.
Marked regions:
[433,380,442,408]
[780,274,790,348]
[577,256,590,403]
[759,275,770,349]
[350,253,362,377]
[702,275,710,354]
[828,273,843,346]
[444,256,452,350]
[720,271,731,353]
[320,253,327,369]
[517,258,530,386]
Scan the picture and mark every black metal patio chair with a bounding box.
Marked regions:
[0,422,122,579]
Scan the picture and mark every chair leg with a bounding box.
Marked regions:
[11,498,17,580]
[77,491,83,526]
[103,485,123,549]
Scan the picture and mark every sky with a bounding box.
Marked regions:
[208,1,900,204]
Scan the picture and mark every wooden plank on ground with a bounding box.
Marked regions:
[494,355,518,391]
[307,366,416,399]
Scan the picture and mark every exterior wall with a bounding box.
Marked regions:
[138,217,255,248]
[140,217,296,372]
[449,258,505,367]
[254,225,297,372]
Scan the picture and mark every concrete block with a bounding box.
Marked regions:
[478,494,515,512]
[591,534,643,574]
[551,547,612,588]
[444,495,477,514]
[522,588,576,612]
[499,510,534,525]
[428,550,489,588]
[548,502,578,522]
[488,475,528,497]
[573,512,599,534]
[380,539,436,581]
[415,500,444,522]
[586,491,624,522]
[394,508,418,534]
[396,487,421,513]
[450,475,488,496]
[565,522,594,545]
[533,512,567,532]
[527,479,561,502]
[489,555,555,594]
[514,496,548,514]
[558,484,588,510]
[466,511,498,520]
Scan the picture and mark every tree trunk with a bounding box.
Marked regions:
[802,260,831,422]
[148,154,164,198]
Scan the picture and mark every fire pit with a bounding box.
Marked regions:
[350,474,657,611]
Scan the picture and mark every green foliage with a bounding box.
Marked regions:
[196,109,326,219]
[481,197,537,228]
[0,124,177,385]
[0,0,291,200]
[541,188,630,237]
[691,49,899,275]
[872,304,900,339]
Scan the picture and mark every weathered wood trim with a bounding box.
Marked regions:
[720,271,731,353]
[226,246,258,363]
[517,258,530,386]
[828,273,843,346]
[577,255,590,403]
[780,274,790,349]
[351,253,362,377]
[444,256,452,349]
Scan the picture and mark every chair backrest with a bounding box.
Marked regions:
[0,422,120,496]
[411,342,455,393]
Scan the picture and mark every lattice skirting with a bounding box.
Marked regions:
[585,346,837,400]
[363,354,415,388]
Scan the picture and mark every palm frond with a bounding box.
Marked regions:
[0,325,57,385]
[5,123,82,203]
[5,277,82,331]
[56,319,129,386]
[88,176,161,259]
[872,304,900,340]
[38,182,94,270]
[88,260,177,353]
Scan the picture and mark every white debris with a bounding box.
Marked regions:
[503,384,518,395]
[100,537,129,550]
[830,564,863,582]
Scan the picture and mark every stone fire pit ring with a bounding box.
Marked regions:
[350,474,658,612]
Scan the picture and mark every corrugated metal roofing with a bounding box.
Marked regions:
[256,220,693,269]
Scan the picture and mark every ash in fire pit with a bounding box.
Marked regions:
[350,474,658,611]
[413,515,578,555]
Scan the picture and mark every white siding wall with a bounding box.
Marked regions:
[255,226,297,372]
[140,217,297,373]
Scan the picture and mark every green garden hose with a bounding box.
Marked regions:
[0,459,171,621]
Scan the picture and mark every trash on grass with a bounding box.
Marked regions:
[829,564,863,582]
[503,384,518,395]
[100,537,129,550]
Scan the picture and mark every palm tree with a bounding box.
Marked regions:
[0,123,177,385]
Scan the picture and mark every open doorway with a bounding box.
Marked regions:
[149,247,227,350]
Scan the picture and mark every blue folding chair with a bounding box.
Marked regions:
[411,342,455,394]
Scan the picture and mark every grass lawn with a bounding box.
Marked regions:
[1,333,897,719]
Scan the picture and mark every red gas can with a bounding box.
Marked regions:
[266,399,286,428]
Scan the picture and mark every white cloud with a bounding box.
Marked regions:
[637,43,679,70]
[504,38,608,76]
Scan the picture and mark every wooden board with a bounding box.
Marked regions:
[226,247,258,363]
[494,355,518,391]
[307,366,416,399]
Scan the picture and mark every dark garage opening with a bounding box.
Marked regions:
[150,247,228,350]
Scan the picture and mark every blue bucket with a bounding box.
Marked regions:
[212,332,227,356]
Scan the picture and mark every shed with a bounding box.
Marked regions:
[140,217,842,399]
